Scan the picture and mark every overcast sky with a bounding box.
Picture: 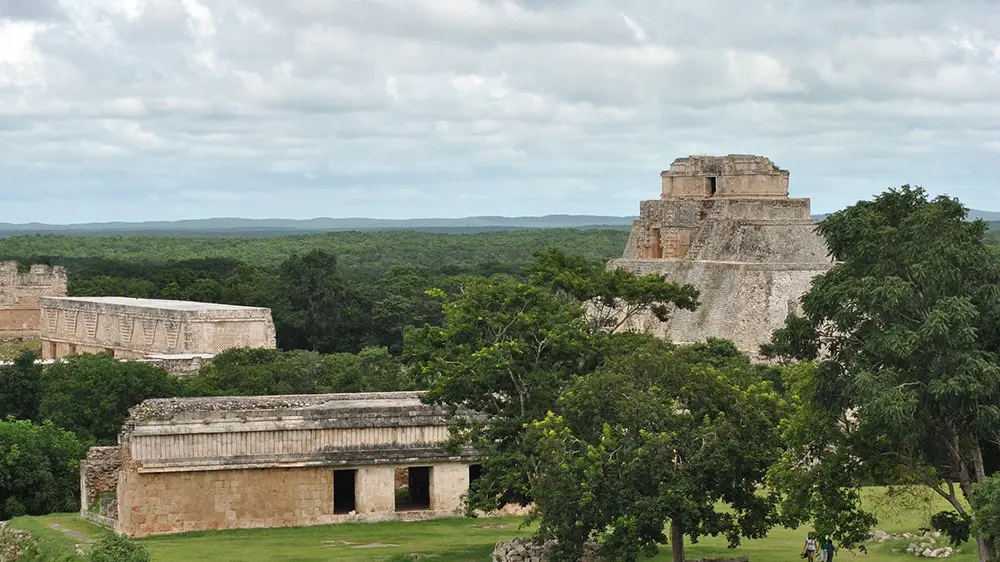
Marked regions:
[0,0,998,224]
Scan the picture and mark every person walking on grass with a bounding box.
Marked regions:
[802,534,818,561]
[822,538,835,562]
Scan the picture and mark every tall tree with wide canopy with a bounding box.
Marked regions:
[404,249,700,512]
[765,186,1000,561]
[526,337,787,562]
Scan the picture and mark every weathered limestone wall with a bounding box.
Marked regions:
[81,446,122,507]
[102,392,479,537]
[117,466,335,536]
[660,154,789,199]
[39,297,276,359]
[607,260,828,353]
[136,354,211,377]
[356,466,395,514]
[115,461,471,537]
[0,262,67,336]
[429,463,469,513]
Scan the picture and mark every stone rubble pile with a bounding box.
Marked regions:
[491,538,749,562]
[0,522,39,562]
[491,538,604,562]
[870,529,956,558]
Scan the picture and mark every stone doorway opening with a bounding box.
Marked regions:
[333,469,357,514]
[469,464,483,489]
[395,466,431,511]
[708,176,718,196]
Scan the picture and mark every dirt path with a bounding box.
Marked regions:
[46,522,93,544]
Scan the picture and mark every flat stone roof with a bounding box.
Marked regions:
[41,296,268,312]
[127,391,440,423]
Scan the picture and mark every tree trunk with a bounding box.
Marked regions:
[671,520,685,562]
[976,534,997,562]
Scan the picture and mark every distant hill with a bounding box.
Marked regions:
[0,210,995,237]
[0,215,638,237]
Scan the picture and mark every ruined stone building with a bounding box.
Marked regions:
[0,261,67,336]
[39,296,276,374]
[608,154,834,355]
[80,392,479,537]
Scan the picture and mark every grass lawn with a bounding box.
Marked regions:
[0,337,39,361]
[8,487,978,561]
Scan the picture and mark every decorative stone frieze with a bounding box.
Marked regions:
[39,296,276,359]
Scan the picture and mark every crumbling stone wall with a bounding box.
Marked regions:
[0,261,67,336]
[491,538,604,562]
[81,446,122,510]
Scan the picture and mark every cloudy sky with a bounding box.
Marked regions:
[0,0,998,223]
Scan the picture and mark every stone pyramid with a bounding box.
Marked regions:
[607,154,834,355]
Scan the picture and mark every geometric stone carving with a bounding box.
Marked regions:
[64,310,79,337]
[39,296,276,359]
[84,311,99,339]
[164,321,181,349]
[140,318,157,348]
[120,315,134,344]
[45,308,58,333]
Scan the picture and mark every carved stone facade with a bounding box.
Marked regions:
[609,154,834,355]
[85,392,480,537]
[39,296,276,360]
[0,261,67,336]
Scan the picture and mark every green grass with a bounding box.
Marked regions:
[7,487,979,561]
[0,337,39,361]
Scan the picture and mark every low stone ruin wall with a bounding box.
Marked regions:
[491,538,603,562]
[491,539,748,562]
[81,446,122,519]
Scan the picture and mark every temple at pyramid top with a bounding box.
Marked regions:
[660,154,790,200]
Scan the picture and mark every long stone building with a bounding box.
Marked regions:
[39,296,276,361]
[0,261,67,336]
[80,392,479,537]
[608,154,834,355]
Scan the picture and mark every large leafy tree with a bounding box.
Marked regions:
[0,418,87,519]
[274,250,373,353]
[527,337,786,562]
[528,247,700,333]
[765,186,1000,561]
[404,250,703,544]
[39,354,183,444]
[0,350,43,421]
[405,273,595,508]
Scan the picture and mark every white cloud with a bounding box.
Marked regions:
[620,12,645,42]
[0,0,997,222]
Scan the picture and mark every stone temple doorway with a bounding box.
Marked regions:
[395,466,431,511]
[333,469,357,514]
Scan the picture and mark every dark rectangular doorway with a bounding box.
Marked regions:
[395,466,431,511]
[333,469,356,514]
[708,176,718,196]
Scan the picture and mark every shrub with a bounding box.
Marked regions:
[89,532,150,562]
